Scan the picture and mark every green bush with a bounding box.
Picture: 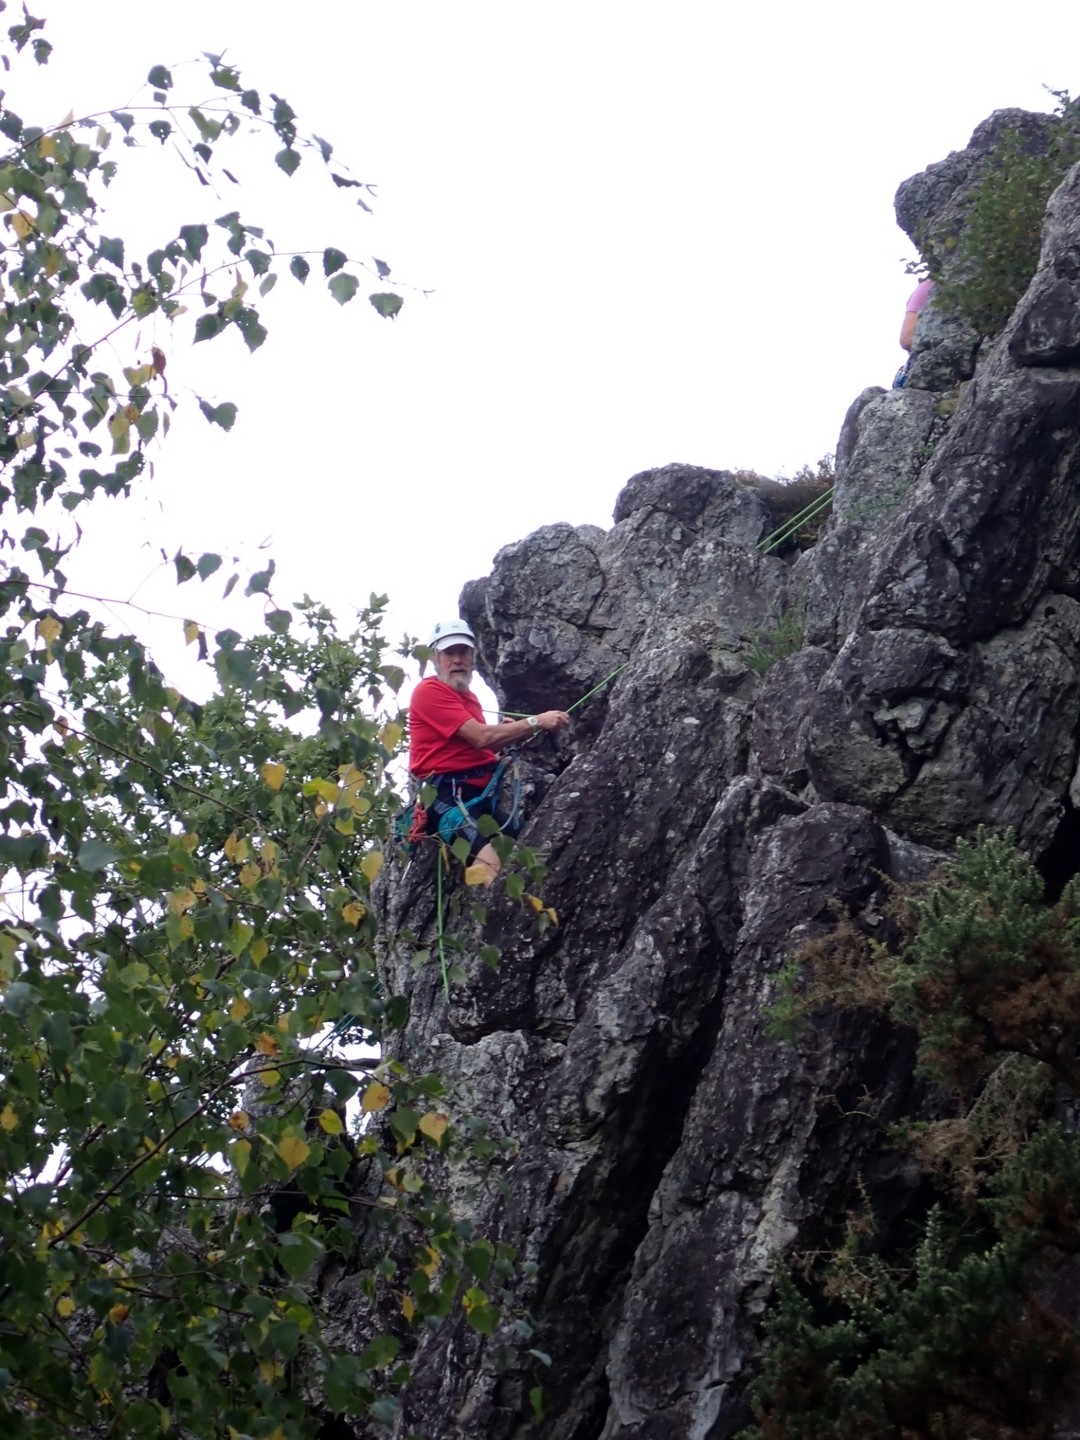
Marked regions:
[926,94,1080,337]
[747,831,1080,1440]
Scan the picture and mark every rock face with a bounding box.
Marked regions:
[368,117,1080,1438]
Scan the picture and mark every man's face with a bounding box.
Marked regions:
[436,643,475,693]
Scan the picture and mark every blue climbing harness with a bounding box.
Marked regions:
[396,753,523,854]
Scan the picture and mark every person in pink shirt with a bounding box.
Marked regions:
[893,278,935,388]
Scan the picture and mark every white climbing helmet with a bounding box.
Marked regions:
[429,618,476,652]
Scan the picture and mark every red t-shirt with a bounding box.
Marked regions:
[408,677,497,777]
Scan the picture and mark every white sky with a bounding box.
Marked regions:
[14,1,1080,703]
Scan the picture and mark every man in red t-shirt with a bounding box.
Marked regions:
[409,618,571,885]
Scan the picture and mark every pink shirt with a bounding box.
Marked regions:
[906,278,934,314]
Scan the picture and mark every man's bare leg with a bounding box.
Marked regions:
[465,842,501,887]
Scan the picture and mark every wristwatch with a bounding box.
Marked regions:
[527,715,539,729]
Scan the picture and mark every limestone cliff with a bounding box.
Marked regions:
[369,113,1080,1438]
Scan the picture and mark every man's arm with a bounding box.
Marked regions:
[456,710,570,753]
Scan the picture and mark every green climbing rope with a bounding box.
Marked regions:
[436,841,451,999]
[757,487,834,555]
[502,658,630,719]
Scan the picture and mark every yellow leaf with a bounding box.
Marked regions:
[228,1111,250,1131]
[401,1294,415,1322]
[183,620,200,647]
[310,778,339,803]
[107,1303,129,1325]
[231,1139,251,1176]
[259,839,279,864]
[463,863,490,886]
[107,410,130,448]
[526,894,544,913]
[261,762,285,792]
[239,863,261,888]
[0,1103,17,1131]
[122,364,154,387]
[15,429,33,450]
[257,1068,281,1088]
[418,1246,440,1277]
[56,1296,76,1317]
[362,1081,390,1113]
[317,1108,344,1136]
[313,800,329,819]
[228,996,251,1022]
[180,831,199,851]
[10,209,33,239]
[418,1111,448,1143]
[334,813,355,836]
[167,888,196,915]
[250,937,269,967]
[277,1132,310,1169]
[341,901,366,927]
[259,1359,282,1384]
[38,134,54,159]
[223,832,249,864]
[178,915,194,940]
[36,616,61,649]
[380,721,404,751]
[45,245,60,277]
[545,906,559,925]
[255,1032,279,1056]
[360,851,384,885]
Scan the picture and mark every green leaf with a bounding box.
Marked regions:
[266,608,292,634]
[276,147,300,176]
[322,247,347,276]
[78,839,118,872]
[96,236,124,269]
[360,1334,400,1369]
[465,1240,494,1282]
[174,551,196,584]
[369,292,404,320]
[245,560,275,596]
[276,1230,324,1280]
[148,119,171,144]
[179,224,209,261]
[197,552,222,580]
[198,399,238,431]
[290,255,310,283]
[194,313,224,344]
[389,1106,420,1147]
[234,307,268,352]
[147,65,173,91]
[328,273,359,306]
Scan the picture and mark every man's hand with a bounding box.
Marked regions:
[535,710,571,731]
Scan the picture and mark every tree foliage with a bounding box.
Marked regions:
[0,11,522,1437]
[923,92,1080,338]
[749,831,1080,1440]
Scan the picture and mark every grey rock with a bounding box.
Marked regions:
[342,108,1080,1440]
